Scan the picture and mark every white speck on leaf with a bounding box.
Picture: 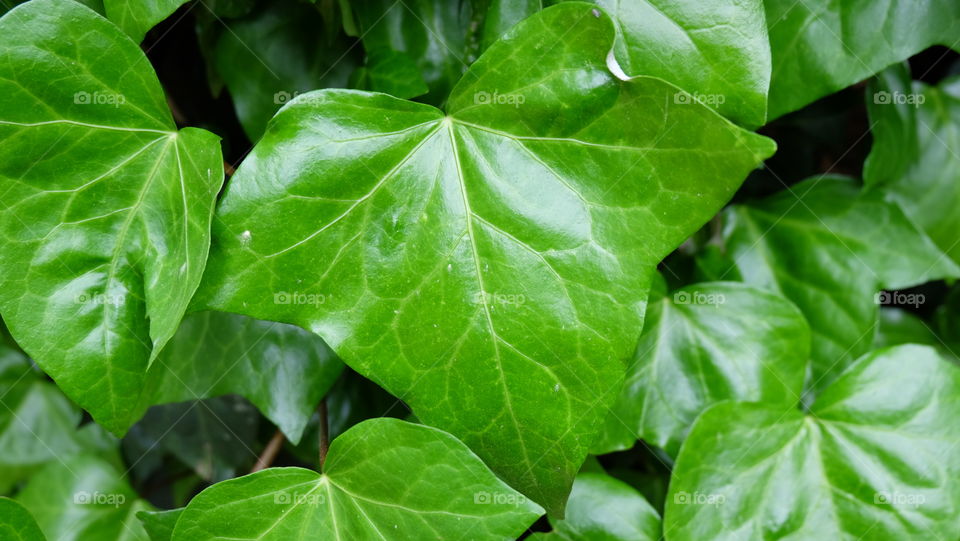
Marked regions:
[240,230,252,247]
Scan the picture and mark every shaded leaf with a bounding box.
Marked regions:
[137,509,182,541]
[103,0,189,42]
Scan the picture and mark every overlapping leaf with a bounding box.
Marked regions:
[170,419,542,540]
[103,0,189,42]
[0,498,45,541]
[714,176,958,392]
[593,282,809,455]
[865,64,960,264]
[0,0,224,433]
[196,2,774,513]
[764,0,960,119]
[666,345,960,540]
[529,473,661,541]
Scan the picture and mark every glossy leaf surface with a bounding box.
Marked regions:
[666,345,960,540]
[0,0,224,433]
[196,2,775,513]
[171,419,543,540]
[594,282,809,455]
[717,176,958,391]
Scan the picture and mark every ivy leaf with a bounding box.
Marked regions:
[480,0,539,52]
[593,282,810,456]
[873,308,940,351]
[0,0,224,433]
[865,64,960,264]
[103,0,189,42]
[764,0,960,119]
[353,0,472,106]
[16,455,154,541]
[0,498,45,541]
[529,473,661,541]
[141,311,344,444]
[350,48,430,100]
[0,342,115,491]
[138,509,182,541]
[170,419,543,540]
[716,176,959,392]
[590,0,771,127]
[665,345,960,540]
[213,0,359,140]
[123,396,259,482]
[196,3,774,513]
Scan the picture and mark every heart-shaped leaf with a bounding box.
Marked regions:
[529,472,661,541]
[765,0,960,119]
[594,282,810,456]
[0,0,224,433]
[170,419,543,540]
[714,176,959,392]
[665,345,960,540]
[195,2,774,513]
[865,64,960,264]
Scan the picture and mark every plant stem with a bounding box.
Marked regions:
[318,398,329,469]
[251,429,285,473]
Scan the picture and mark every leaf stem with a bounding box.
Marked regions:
[318,398,329,469]
[251,428,285,473]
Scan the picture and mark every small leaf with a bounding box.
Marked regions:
[352,49,430,99]
[593,282,810,456]
[765,0,960,119]
[715,176,959,392]
[665,345,960,540]
[865,64,960,264]
[137,509,182,541]
[103,0,189,42]
[530,472,661,541]
[171,419,543,540]
[0,0,224,433]
[196,3,774,513]
[0,497,46,541]
[16,455,154,541]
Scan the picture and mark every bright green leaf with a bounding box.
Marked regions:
[665,345,960,540]
[140,311,344,443]
[0,498,45,541]
[214,0,358,140]
[716,176,958,392]
[137,509,182,541]
[530,472,661,541]
[16,456,153,541]
[594,282,810,456]
[171,418,543,540]
[196,3,774,513]
[0,0,224,433]
[764,0,960,119]
[865,64,960,264]
[103,0,189,42]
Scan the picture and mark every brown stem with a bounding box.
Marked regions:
[223,161,236,176]
[318,398,329,469]
[251,429,285,473]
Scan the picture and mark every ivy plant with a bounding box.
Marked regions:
[0,0,959,539]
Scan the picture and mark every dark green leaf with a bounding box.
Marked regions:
[171,419,543,540]
[351,48,430,99]
[103,0,189,42]
[865,64,960,264]
[764,0,960,119]
[0,0,224,433]
[594,282,809,456]
[481,0,539,52]
[715,176,958,392]
[873,308,940,351]
[137,509,182,541]
[196,3,774,513]
[665,345,960,540]
[530,473,661,541]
